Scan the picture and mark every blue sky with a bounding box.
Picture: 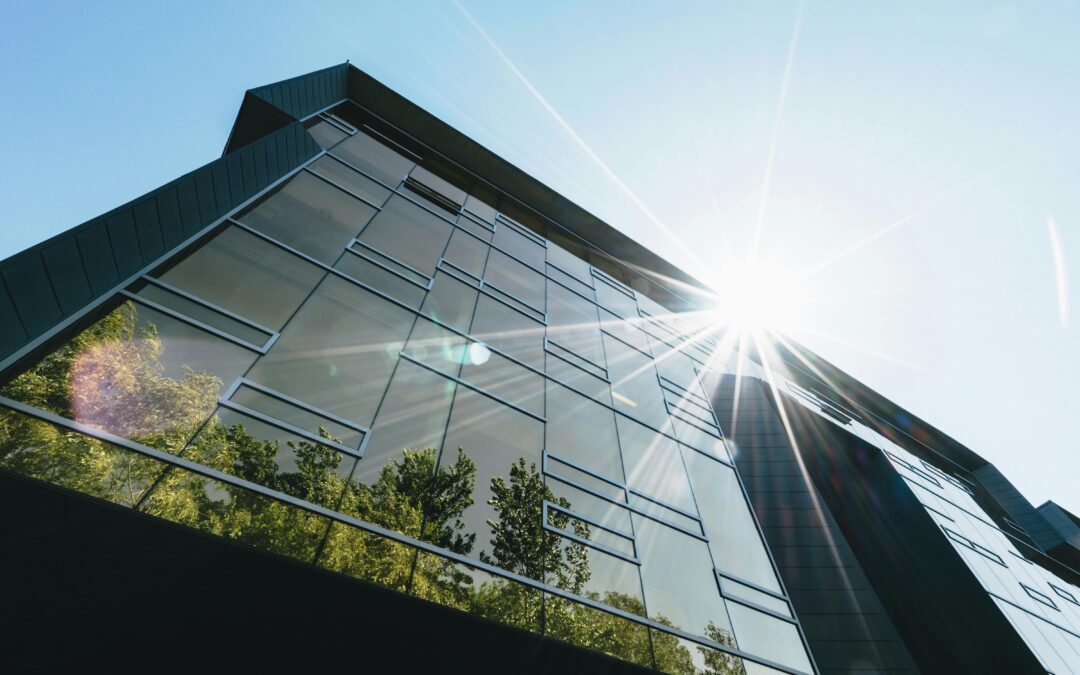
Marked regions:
[2,1,1078,512]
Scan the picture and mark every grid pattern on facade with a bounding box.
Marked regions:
[0,104,815,675]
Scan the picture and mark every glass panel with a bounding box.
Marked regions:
[182,406,355,508]
[630,495,703,535]
[140,466,330,563]
[595,278,638,318]
[319,523,415,592]
[484,249,545,312]
[228,382,365,451]
[308,155,392,207]
[603,333,669,429]
[546,240,593,286]
[357,195,453,277]
[681,448,782,593]
[408,166,467,207]
[459,345,544,418]
[470,294,545,370]
[0,410,168,507]
[306,119,347,150]
[547,283,604,370]
[437,386,545,575]
[547,263,595,302]
[410,552,543,632]
[456,213,494,241]
[601,309,652,356]
[404,320,467,377]
[544,593,653,669]
[655,346,707,397]
[634,514,736,641]
[333,250,427,309]
[617,415,697,514]
[158,226,323,331]
[545,350,612,405]
[420,271,478,333]
[546,382,624,483]
[136,284,269,347]
[546,509,635,559]
[726,603,812,674]
[443,227,489,279]
[331,130,414,186]
[351,359,456,497]
[718,577,791,618]
[463,194,497,225]
[671,416,729,461]
[239,171,376,264]
[247,276,414,427]
[655,634,748,675]
[1,300,255,455]
[547,478,633,536]
[493,221,545,269]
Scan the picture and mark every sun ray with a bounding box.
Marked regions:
[1048,214,1069,328]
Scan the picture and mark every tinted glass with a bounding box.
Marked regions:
[247,276,414,427]
[357,195,453,277]
[603,333,669,429]
[421,271,478,333]
[470,294,545,369]
[617,416,697,514]
[239,171,376,264]
[331,130,414,186]
[484,249,545,312]
[546,382,624,482]
[308,155,392,206]
[726,603,812,673]
[159,226,323,331]
[547,283,605,369]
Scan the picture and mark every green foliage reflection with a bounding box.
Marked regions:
[0,300,745,672]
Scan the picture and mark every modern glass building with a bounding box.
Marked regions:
[0,64,1077,674]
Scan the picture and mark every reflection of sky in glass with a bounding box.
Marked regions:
[4,2,1079,515]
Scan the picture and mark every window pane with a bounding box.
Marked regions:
[421,271,478,333]
[410,553,543,632]
[1,300,255,455]
[595,278,638,318]
[547,477,633,536]
[603,333,668,429]
[334,250,427,310]
[470,294,545,369]
[182,407,355,509]
[546,382,624,483]
[158,226,323,331]
[484,249,545,312]
[228,382,365,451]
[546,240,593,287]
[460,346,544,418]
[331,130,415,186]
[617,416,697,515]
[547,283,604,370]
[493,222,545,269]
[357,195,453,277]
[443,227,489,279]
[308,155,392,207]
[634,514,736,642]
[135,284,269,347]
[404,320,467,377]
[726,603,812,674]
[544,593,653,669]
[437,386,545,575]
[239,171,376,264]
[247,276,414,427]
[681,448,781,593]
[0,410,168,507]
[601,310,652,356]
[307,119,347,150]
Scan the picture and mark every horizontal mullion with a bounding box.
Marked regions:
[399,352,546,424]
[140,275,277,337]
[118,290,270,354]
[217,399,363,458]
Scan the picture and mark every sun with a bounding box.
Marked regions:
[709,258,807,334]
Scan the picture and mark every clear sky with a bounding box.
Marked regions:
[1,1,1077,512]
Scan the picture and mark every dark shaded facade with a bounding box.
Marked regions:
[0,64,1077,674]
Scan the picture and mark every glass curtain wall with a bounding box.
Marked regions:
[0,112,813,675]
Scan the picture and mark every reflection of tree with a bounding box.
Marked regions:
[0,300,742,673]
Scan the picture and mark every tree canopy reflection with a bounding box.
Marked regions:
[0,300,745,673]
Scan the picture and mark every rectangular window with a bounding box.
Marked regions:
[1020,583,1060,611]
[330,130,415,187]
[943,527,1007,567]
[1049,583,1080,606]
[131,279,276,352]
[307,155,390,208]
[357,195,454,278]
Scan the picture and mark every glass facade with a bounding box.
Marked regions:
[0,104,813,675]
[761,355,1080,672]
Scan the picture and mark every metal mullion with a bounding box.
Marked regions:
[543,340,609,383]
[319,112,357,135]
[399,352,546,424]
[542,508,639,565]
[545,450,625,491]
[545,258,594,291]
[627,487,701,523]
[296,98,351,124]
[231,377,369,435]
[478,281,547,325]
[323,149,400,193]
[217,399,362,459]
[666,402,722,436]
[716,570,793,602]
[543,500,636,545]
[544,337,609,378]
[359,123,423,162]
[344,247,432,292]
[140,275,277,338]
[600,326,653,360]
[118,291,269,354]
[988,591,1080,641]
[665,396,721,430]
[0,393,810,675]
[391,184,460,227]
[303,166,386,211]
[722,594,799,625]
[347,239,432,286]
[590,267,635,298]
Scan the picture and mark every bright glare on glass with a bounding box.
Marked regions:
[710,259,807,334]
